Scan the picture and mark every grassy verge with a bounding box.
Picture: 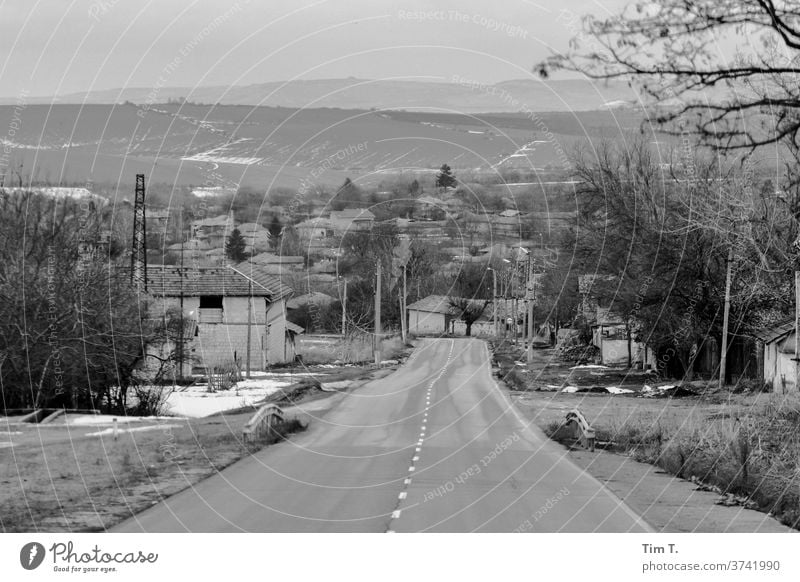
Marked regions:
[0,410,305,532]
[540,392,800,530]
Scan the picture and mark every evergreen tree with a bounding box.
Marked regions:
[268,215,283,250]
[225,228,248,263]
[435,164,457,189]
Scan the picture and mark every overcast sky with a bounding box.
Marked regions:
[0,0,626,98]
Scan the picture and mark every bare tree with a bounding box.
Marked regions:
[538,1,800,151]
[0,191,165,412]
[448,297,490,337]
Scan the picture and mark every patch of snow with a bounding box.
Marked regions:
[164,378,290,418]
[68,415,175,426]
[0,442,14,448]
[321,380,351,391]
[234,378,291,391]
[316,363,355,368]
[570,364,608,370]
[606,386,634,394]
[561,386,580,393]
[642,384,675,394]
[85,424,183,437]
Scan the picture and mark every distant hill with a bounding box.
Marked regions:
[3,78,641,113]
[0,102,649,190]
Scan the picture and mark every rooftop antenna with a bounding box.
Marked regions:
[131,173,147,291]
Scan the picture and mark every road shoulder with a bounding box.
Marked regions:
[562,447,793,533]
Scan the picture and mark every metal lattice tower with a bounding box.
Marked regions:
[131,173,147,291]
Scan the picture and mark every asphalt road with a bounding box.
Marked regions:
[113,338,652,532]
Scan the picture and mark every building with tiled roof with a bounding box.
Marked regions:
[145,264,296,374]
[329,208,375,233]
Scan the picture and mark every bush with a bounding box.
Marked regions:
[247,417,307,448]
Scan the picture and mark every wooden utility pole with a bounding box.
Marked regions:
[489,268,497,336]
[527,256,535,363]
[719,247,734,390]
[375,261,382,365]
[178,213,184,383]
[246,278,252,378]
[400,265,407,343]
[795,270,800,391]
[341,278,347,337]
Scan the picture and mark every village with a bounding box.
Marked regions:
[5,0,800,552]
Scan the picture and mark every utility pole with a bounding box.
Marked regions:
[719,246,733,390]
[375,260,382,366]
[400,265,407,343]
[527,256,535,363]
[246,278,252,378]
[488,267,497,336]
[341,277,347,337]
[130,174,147,291]
[794,236,800,392]
[178,207,184,383]
[795,270,800,392]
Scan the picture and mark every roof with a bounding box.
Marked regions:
[406,295,456,314]
[230,264,294,300]
[296,217,332,229]
[237,222,268,233]
[753,319,795,344]
[286,292,336,310]
[406,294,488,315]
[249,252,305,265]
[146,264,292,300]
[192,214,231,228]
[416,196,445,205]
[499,209,521,217]
[330,208,375,220]
[148,208,172,219]
[285,321,305,335]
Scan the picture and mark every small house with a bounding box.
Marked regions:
[407,295,457,335]
[754,320,796,392]
[329,208,375,234]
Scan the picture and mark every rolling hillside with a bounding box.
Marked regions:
[0,102,649,191]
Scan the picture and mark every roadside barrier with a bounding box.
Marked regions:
[565,409,596,451]
[242,404,285,444]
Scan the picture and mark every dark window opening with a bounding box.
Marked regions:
[199,295,223,309]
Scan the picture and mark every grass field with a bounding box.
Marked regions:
[0,410,303,532]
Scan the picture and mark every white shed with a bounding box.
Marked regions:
[755,320,796,392]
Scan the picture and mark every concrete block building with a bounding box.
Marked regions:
[145,264,296,375]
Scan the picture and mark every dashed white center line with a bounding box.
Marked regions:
[398,492,407,500]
